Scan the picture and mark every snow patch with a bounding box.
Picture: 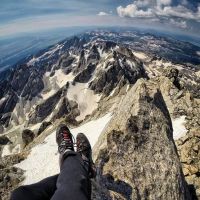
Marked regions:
[15,114,112,185]
[52,70,74,88]
[27,44,63,66]
[126,59,136,69]
[27,57,39,66]
[67,83,101,121]
[84,50,90,61]
[133,52,148,60]
[97,47,107,58]
[41,70,74,100]
[29,122,43,132]
[172,116,187,140]
[2,145,11,157]
[0,96,7,105]
[110,87,117,97]
[41,89,57,100]
[2,144,21,157]
[195,71,200,77]
[126,85,130,92]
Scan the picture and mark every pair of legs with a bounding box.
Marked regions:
[11,124,95,200]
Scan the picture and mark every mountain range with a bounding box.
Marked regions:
[0,29,199,200]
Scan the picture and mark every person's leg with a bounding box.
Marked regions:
[10,174,58,200]
[51,125,93,200]
[51,151,90,200]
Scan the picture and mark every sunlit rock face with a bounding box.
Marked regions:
[93,79,191,200]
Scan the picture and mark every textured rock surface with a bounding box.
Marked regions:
[0,136,11,145]
[0,64,45,129]
[176,129,200,199]
[93,79,191,200]
[177,129,200,199]
[51,97,79,122]
[0,167,24,200]
[0,153,26,200]
[160,69,200,199]
[28,90,63,124]
[74,63,96,83]
[89,50,147,96]
[22,129,35,147]
[0,30,199,199]
[37,121,52,136]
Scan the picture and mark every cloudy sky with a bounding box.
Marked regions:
[0,0,200,37]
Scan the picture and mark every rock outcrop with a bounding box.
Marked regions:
[176,128,200,199]
[0,153,26,200]
[149,71,200,199]
[0,136,11,145]
[51,97,79,121]
[0,30,199,199]
[28,90,63,124]
[22,129,35,147]
[93,79,191,200]
[37,121,52,136]
[175,95,200,200]
[89,51,147,96]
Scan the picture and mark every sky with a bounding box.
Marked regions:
[0,0,200,37]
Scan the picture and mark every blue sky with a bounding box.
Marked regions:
[0,0,200,37]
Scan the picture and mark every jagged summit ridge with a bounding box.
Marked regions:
[0,34,147,132]
[93,79,191,200]
[0,29,199,200]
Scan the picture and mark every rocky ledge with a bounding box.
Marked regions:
[92,79,191,200]
[0,153,27,200]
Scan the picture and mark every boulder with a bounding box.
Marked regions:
[22,129,35,147]
[93,79,191,200]
[0,136,11,145]
[165,67,181,90]
[37,121,52,136]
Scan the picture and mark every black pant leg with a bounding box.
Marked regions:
[51,151,91,200]
[10,174,58,200]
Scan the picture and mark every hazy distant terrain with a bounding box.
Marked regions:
[0,27,90,71]
[0,27,199,73]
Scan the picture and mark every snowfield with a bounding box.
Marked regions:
[10,113,187,185]
[172,116,187,140]
[15,113,112,185]
[67,83,101,121]
[133,51,148,60]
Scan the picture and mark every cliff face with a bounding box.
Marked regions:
[93,79,191,200]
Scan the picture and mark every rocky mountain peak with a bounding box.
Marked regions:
[0,30,199,199]
[93,79,191,200]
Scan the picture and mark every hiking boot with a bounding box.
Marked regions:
[56,124,74,154]
[76,133,96,178]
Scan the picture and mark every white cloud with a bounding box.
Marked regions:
[170,18,187,28]
[97,11,110,16]
[117,0,200,28]
[117,4,154,18]
[157,0,172,6]
[0,14,147,37]
[135,0,152,7]
[157,5,200,21]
